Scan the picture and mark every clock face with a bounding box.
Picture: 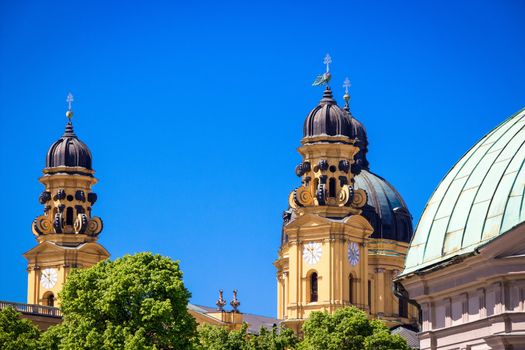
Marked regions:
[348,242,360,266]
[40,268,58,289]
[303,242,322,265]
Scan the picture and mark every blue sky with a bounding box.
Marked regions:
[1,0,524,317]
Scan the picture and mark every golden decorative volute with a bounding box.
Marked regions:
[276,67,417,330]
[25,94,110,308]
[31,95,104,240]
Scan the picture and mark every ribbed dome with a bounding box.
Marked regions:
[303,87,354,139]
[46,121,93,171]
[402,108,525,276]
[355,170,413,243]
[299,85,413,243]
[346,111,370,171]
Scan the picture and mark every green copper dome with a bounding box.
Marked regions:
[402,108,525,276]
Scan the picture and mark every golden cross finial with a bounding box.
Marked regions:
[66,92,74,120]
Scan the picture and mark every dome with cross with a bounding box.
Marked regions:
[45,94,93,175]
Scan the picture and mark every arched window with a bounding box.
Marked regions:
[66,207,74,226]
[310,272,318,302]
[399,296,408,318]
[348,275,354,304]
[44,292,54,307]
[329,178,336,198]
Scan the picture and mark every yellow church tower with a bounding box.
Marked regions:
[275,57,418,331]
[24,94,109,307]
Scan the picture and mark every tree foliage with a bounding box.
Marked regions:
[46,252,197,350]
[0,306,40,350]
[194,307,409,350]
[1,254,410,350]
[253,326,298,350]
[299,307,410,350]
[196,323,247,350]
[195,323,298,350]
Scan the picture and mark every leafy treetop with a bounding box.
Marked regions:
[299,307,410,350]
[0,307,41,350]
[43,252,197,350]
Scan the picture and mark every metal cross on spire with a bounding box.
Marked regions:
[66,92,74,121]
[66,93,74,111]
[343,77,352,112]
[324,54,332,73]
[343,77,351,94]
[343,77,352,94]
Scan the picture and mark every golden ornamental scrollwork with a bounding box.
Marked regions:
[351,188,368,209]
[74,214,88,234]
[86,217,103,236]
[293,186,315,207]
[289,191,297,209]
[337,185,354,207]
[32,215,53,236]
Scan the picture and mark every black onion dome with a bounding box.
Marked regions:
[348,115,369,170]
[303,87,353,139]
[354,170,413,243]
[46,121,93,171]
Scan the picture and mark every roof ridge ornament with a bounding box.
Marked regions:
[312,54,332,87]
[230,289,240,313]
[215,289,226,311]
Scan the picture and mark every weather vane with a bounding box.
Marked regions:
[312,54,333,86]
[66,92,74,121]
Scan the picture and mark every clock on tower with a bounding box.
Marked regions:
[275,56,417,332]
[24,95,109,307]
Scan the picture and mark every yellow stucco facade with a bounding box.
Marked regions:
[275,85,418,332]
[17,85,418,335]
[25,120,109,307]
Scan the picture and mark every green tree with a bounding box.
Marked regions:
[250,326,298,350]
[195,323,298,350]
[196,323,249,350]
[45,252,197,350]
[0,306,40,350]
[299,307,410,350]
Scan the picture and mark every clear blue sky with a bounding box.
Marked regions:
[1,0,524,317]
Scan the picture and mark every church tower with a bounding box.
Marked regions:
[275,57,374,331]
[24,94,109,307]
[275,58,418,331]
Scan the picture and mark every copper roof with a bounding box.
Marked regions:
[402,108,525,276]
